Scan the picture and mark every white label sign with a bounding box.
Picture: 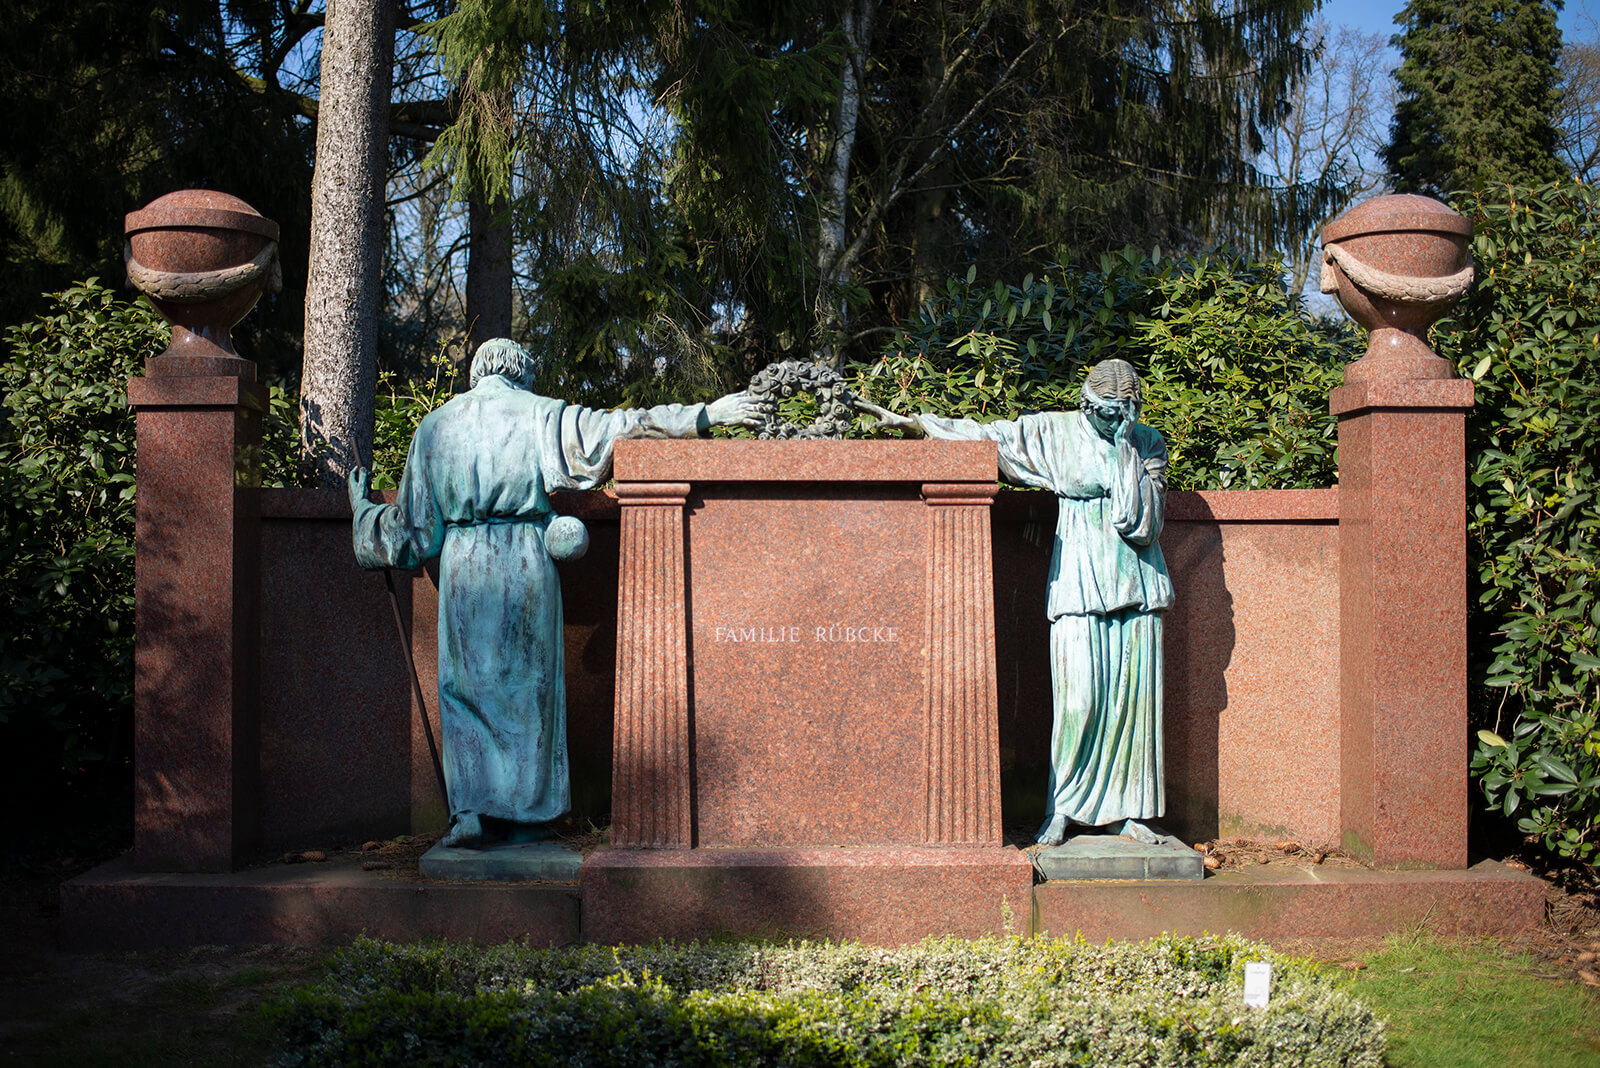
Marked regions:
[1243,961,1272,1008]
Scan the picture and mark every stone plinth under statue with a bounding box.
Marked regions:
[581,439,1033,942]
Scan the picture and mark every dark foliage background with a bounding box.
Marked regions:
[1441,181,1600,864]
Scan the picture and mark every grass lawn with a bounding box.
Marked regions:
[1344,933,1600,1068]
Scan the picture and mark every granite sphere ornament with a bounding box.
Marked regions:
[1320,194,1473,382]
[543,515,590,563]
[124,189,281,376]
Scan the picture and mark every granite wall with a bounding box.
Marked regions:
[255,485,1340,852]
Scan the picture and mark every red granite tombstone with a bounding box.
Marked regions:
[582,439,1034,943]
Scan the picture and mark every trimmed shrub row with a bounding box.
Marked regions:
[271,935,1384,1067]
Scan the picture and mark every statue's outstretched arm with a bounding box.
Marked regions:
[853,398,925,437]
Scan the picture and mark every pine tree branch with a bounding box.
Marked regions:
[264,0,323,81]
[835,32,1049,282]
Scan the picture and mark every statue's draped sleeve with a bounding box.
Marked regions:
[351,426,446,571]
[1109,429,1167,547]
[351,381,706,569]
[913,409,1172,616]
[537,402,704,491]
[915,414,1057,490]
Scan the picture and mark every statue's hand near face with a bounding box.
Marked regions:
[347,466,372,511]
[855,398,925,438]
[705,391,765,429]
[1114,399,1137,447]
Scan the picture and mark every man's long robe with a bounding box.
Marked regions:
[352,375,706,825]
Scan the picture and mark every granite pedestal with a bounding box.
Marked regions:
[420,841,583,883]
[1032,834,1205,881]
[128,368,265,873]
[1332,379,1475,867]
[588,440,1026,941]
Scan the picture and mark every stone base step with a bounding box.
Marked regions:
[1031,834,1205,881]
[59,854,1544,951]
[580,846,1035,944]
[1034,860,1543,941]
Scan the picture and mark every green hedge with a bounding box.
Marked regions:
[0,282,163,829]
[0,281,299,840]
[848,248,1361,491]
[1438,181,1600,865]
[270,935,1384,1067]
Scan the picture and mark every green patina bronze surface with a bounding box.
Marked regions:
[872,359,1173,845]
[350,339,756,848]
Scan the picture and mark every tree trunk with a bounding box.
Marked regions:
[300,0,394,486]
[908,172,951,310]
[812,0,878,367]
[909,34,951,311]
[466,193,513,357]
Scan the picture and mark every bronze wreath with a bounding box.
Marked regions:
[747,360,856,440]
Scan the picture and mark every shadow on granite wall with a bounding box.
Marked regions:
[257,488,1368,851]
[1160,501,1234,844]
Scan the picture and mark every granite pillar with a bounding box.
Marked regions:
[1332,377,1474,868]
[128,368,265,872]
[921,483,1002,846]
[611,482,693,848]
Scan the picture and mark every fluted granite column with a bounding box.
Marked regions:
[611,482,693,848]
[921,482,1002,846]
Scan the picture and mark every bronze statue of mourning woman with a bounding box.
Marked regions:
[859,358,1174,847]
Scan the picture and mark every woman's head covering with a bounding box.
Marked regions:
[1080,358,1142,411]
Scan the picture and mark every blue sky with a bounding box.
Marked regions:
[1321,0,1596,47]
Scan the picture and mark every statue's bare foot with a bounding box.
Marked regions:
[1035,814,1070,847]
[442,813,483,849]
[1117,819,1163,845]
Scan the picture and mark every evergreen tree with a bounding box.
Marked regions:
[656,0,1344,364]
[423,0,1345,376]
[422,0,745,404]
[1385,0,1567,196]
[0,0,317,372]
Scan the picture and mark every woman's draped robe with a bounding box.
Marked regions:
[352,375,706,826]
[919,411,1174,835]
